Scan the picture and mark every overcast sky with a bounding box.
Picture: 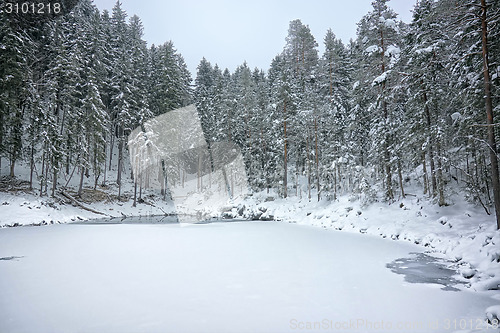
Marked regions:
[92,0,416,76]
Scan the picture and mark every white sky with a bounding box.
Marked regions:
[92,0,416,76]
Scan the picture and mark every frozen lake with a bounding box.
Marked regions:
[0,219,497,332]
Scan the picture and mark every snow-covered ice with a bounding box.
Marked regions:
[0,220,498,332]
[239,191,500,296]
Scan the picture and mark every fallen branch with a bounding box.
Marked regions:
[140,198,170,216]
[58,191,109,217]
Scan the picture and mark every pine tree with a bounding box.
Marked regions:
[319,29,352,200]
[149,41,190,117]
[401,0,452,205]
[0,10,36,177]
[275,19,319,198]
[195,57,217,145]
[109,0,134,198]
[450,0,500,228]
[354,0,403,201]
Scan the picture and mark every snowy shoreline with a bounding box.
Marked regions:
[0,190,176,228]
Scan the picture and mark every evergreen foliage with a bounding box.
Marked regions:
[0,0,192,198]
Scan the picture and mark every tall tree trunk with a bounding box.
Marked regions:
[52,168,57,198]
[422,85,437,197]
[40,149,45,196]
[436,140,445,206]
[139,175,142,200]
[133,174,137,207]
[315,117,320,201]
[197,150,202,191]
[422,151,429,195]
[109,123,115,172]
[333,167,337,201]
[283,100,288,198]
[29,145,34,191]
[44,159,49,195]
[66,144,71,175]
[296,160,300,198]
[306,131,311,201]
[398,159,405,199]
[78,166,84,197]
[117,126,123,199]
[482,154,492,202]
[102,138,107,186]
[480,0,500,229]
[9,158,15,178]
[160,161,165,197]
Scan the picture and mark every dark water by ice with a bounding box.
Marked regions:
[386,252,465,291]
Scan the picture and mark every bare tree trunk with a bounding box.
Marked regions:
[221,166,231,199]
[315,117,320,201]
[44,159,49,195]
[306,131,311,201]
[296,162,300,198]
[109,123,115,171]
[160,162,165,197]
[482,154,492,202]
[283,100,288,198]
[102,139,107,186]
[65,149,70,175]
[52,168,57,198]
[422,151,429,195]
[333,167,337,201]
[40,150,45,196]
[429,147,437,197]
[197,151,202,191]
[117,126,123,199]
[133,175,137,207]
[338,166,342,196]
[29,146,34,191]
[436,140,445,206]
[78,166,84,197]
[398,159,405,199]
[9,158,15,178]
[480,0,500,229]
[422,85,437,197]
[139,177,142,200]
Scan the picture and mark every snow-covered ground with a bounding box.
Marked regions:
[0,189,175,226]
[0,220,498,333]
[0,157,177,226]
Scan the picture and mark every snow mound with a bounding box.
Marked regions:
[486,305,500,325]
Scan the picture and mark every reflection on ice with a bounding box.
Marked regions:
[71,215,248,225]
[127,105,249,222]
